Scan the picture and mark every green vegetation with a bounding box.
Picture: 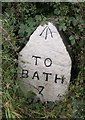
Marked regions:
[1,2,85,119]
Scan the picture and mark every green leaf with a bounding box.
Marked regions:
[69,35,75,45]
[26,17,36,27]
[59,23,67,31]
[18,24,28,35]
[35,15,42,22]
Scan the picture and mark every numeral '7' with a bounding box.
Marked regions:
[38,86,44,96]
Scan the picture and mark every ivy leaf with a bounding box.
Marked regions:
[35,15,42,22]
[26,17,36,28]
[69,35,75,45]
[54,8,60,15]
[59,23,67,31]
[18,24,28,36]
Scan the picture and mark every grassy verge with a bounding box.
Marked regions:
[2,2,85,119]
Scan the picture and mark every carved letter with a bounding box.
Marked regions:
[43,72,52,81]
[21,69,29,78]
[32,71,39,80]
[54,74,65,84]
[54,74,61,83]
[32,56,41,65]
[44,58,52,67]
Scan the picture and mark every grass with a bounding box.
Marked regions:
[1,22,84,120]
[1,2,85,119]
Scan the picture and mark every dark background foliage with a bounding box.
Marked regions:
[2,2,85,119]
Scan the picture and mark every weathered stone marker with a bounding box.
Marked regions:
[18,22,72,102]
